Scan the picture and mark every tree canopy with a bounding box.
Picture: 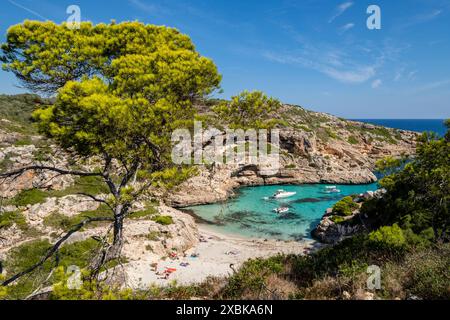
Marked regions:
[2,21,221,167]
[212,90,281,129]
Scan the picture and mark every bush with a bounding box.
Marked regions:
[368,224,406,249]
[347,136,358,144]
[221,256,284,299]
[128,206,158,220]
[330,215,345,224]
[403,244,450,299]
[332,196,358,216]
[43,212,75,231]
[51,176,109,197]
[44,206,112,231]
[0,211,27,230]
[9,189,48,206]
[152,215,173,225]
[3,238,101,299]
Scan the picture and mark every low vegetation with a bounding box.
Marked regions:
[43,205,112,232]
[332,196,358,216]
[152,215,174,226]
[6,176,109,207]
[2,238,101,299]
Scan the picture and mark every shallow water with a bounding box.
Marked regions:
[184,183,378,241]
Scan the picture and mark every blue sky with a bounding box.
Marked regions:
[1,0,449,118]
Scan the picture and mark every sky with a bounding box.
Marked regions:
[0,0,449,119]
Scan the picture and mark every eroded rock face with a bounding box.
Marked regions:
[0,141,74,197]
[25,195,101,223]
[122,205,199,261]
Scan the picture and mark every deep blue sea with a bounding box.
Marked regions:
[353,119,447,137]
[186,119,447,241]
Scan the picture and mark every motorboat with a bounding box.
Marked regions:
[272,189,297,199]
[324,186,341,193]
[273,207,289,214]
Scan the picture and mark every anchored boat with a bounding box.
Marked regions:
[324,186,341,193]
[273,206,289,214]
[272,189,297,198]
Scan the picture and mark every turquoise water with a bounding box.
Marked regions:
[185,183,378,241]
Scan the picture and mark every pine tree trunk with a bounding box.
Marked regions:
[90,204,126,274]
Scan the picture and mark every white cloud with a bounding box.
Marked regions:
[128,0,169,15]
[417,79,450,92]
[394,68,418,82]
[397,9,443,29]
[264,25,406,85]
[329,2,353,23]
[339,23,355,34]
[371,79,382,88]
[264,51,377,84]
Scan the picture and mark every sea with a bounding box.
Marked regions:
[353,119,447,137]
[184,119,448,241]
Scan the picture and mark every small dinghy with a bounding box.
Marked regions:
[273,207,289,214]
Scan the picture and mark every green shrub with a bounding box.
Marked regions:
[368,224,406,249]
[128,206,158,220]
[4,176,108,208]
[371,127,397,144]
[403,244,450,299]
[43,212,74,231]
[332,196,358,216]
[14,137,33,146]
[0,155,13,172]
[152,215,173,225]
[221,256,284,298]
[43,205,112,232]
[326,128,338,139]
[347,136,358,144]
[51,176,109,197]
[146,231,161,241]
[10,189,49,206]
[330,215,345,224]
[3,238,101,299]
[0,211,27,230]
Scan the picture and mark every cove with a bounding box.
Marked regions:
[184,183,378,241]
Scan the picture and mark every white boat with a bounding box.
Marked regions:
[325,186,341,193]
[272,189,297,199]
[273,207,289,214]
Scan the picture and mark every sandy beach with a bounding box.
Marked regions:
[124,225,321,289]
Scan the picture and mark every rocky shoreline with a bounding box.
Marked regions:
[311,189,386,244]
